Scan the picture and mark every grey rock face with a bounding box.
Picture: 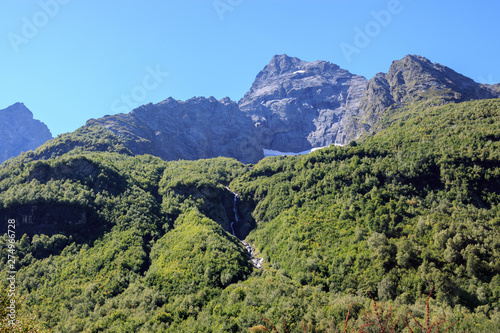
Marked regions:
[383,55,497,104]
[357,55,500,135]
[88,96,263,164]
[238,54,368,151]
[0,103,53,164]
[61,54,500,163]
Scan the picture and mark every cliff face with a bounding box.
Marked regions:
[87,54,370,162]
[88,97,263,164]
[238,54,368,150]
[356,55,500,135]
[15,55,499,164]
[84,55,499,163]
[384,55,497,104]
[0,103,53,164]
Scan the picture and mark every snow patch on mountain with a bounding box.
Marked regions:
[263,145,336,157]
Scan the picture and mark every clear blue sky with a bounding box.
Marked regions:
[1,0,499,136]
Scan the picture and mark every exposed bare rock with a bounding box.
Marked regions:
[356,55,500,136]
[239,54,368,150]
[21,54,500,164]
[0,103,52,164]
[88,97,263,164]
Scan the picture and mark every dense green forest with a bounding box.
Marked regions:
[1,99,500,332]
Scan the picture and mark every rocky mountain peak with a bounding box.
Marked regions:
[242,55,348,101]
[356,55,500,137]
[385,54,494,103]
[265,54,305,75]
[238,55,368,152]
[22,54,499,165]
[3,102,30,115]
[395,54,432,66]
[241,55,359,107]
[89,96,263,164]
[0,103,53,164]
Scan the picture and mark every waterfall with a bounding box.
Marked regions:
[226,187,263,269]
[230,192,239,236]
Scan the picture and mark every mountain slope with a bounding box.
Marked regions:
[0,103,53,164]
[2,55,500,331]
[87,97,263,164]
[1,98,500,332]
[351,55,500,137]
[238,54,368,150]
[44,54,498,164]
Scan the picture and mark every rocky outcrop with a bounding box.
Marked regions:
[238,54,368,150]
[384,55,497,104]
[242,240,264,270]
[84,55,371,163]
[0,103,52,164]
[19,55,500,164]
[487,83,500,95]
[87,97,263,164]
[356,55,500,136]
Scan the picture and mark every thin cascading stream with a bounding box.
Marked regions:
[226,187,263,269]
[230,192,239,236]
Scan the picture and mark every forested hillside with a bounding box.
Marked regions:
[1,99,500,332]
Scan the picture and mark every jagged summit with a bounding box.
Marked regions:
[386,54,490,101]
[0,103,53,164]
[88,95,262,164]
[393,54,432,64]
[241,54,347,102]
[263,54,306,75]
[239,54,367,151]
[2,102,32,117]
[355,54,500,130]
[14,54,500,164]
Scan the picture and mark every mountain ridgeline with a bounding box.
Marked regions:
[1,56,500,332]
[0,103,52,164]
[12,54,498,165]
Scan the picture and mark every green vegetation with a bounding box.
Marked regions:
[1,99,500,332]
